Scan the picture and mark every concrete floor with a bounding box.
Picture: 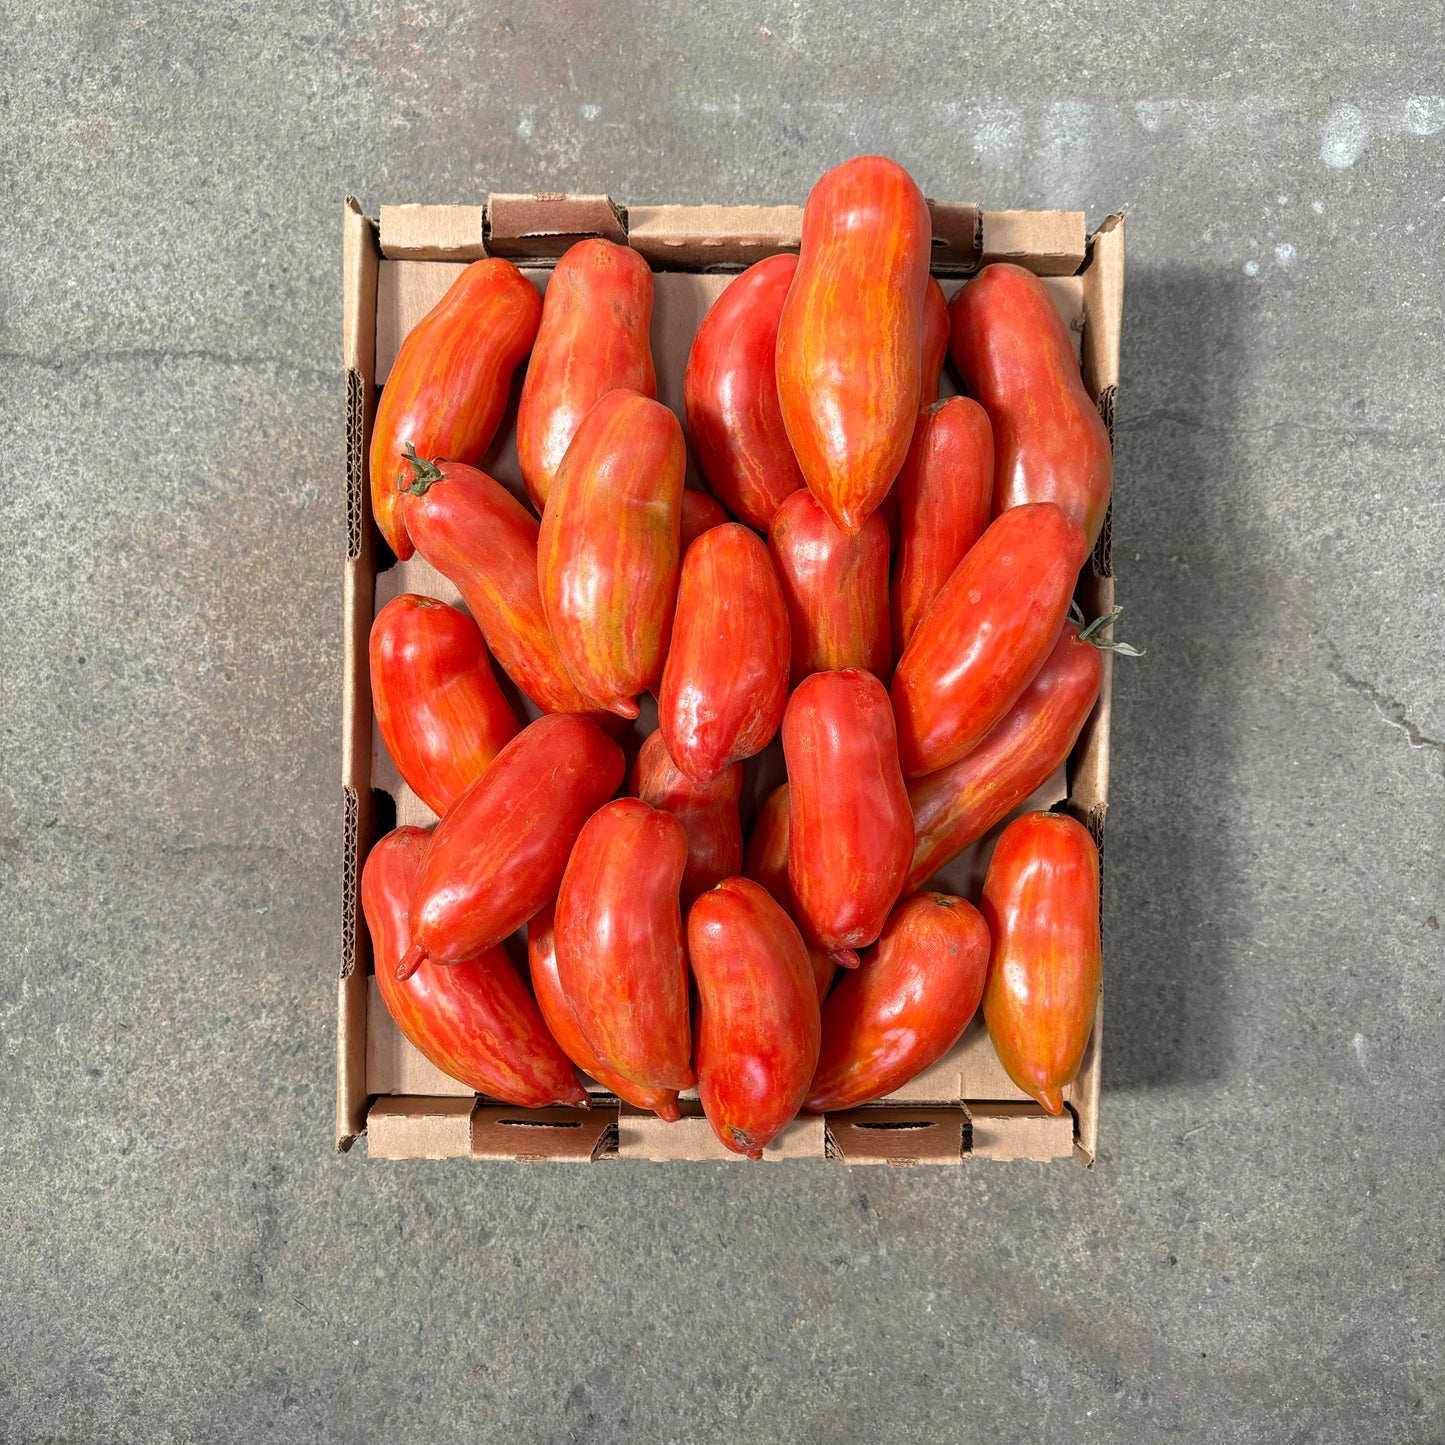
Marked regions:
[3,3,1443,1441]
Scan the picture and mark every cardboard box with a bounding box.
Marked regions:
[340,194,1124,1168]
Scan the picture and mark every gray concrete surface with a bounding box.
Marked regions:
[2,3,1442,1441]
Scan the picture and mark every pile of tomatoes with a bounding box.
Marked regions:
[360,156,1133,1159]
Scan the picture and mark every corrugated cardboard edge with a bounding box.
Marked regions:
[487,192,627,258]
[981,209,1086,275]
[627,204,803,268]
[968,1104,1076,1162]
[379,203,487,261]
[367,1097,476,1159]
[472,1105,616,1162]
[617,1103,825,1162]
[826,1107,968,1166]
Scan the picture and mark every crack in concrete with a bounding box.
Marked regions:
[1327,649,1445,780]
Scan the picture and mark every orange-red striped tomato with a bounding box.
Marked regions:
[891,502,1086,777]
[769,488,891,686]
[659,523,790,785]
[538,390,685,719]
[776,156,932,535]
[981,812,1101,1114]
[684,254,806,531]
[371,259,541,560]
[950,263,1113,548]
[680,489,731,552]
[891,396,995,656]
[554,798,694,1092]
[689,878,821,1158]
[516,239,656,512]
[805,891,989,1112]
[630,730,743,908]
[526,903,680,1121]
[784,669,913,953]
[363,827,586,1107]
[400,455,599,716]
[369,595,519,816]
[919,277,950,405]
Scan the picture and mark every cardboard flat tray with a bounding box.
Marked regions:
[340,194,1124,1167]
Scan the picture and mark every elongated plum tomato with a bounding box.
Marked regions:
[680,489,730,552]
[768,488,891,686]
[891,501,1085,777]
[775,156,932,535]
[369,595,519,816]
[690,878,821,1159]
[980,812,1101,1114]
[526,903,680,1120]
[399,455,601,717]
[362,827,586,1107]
[805,891,990,1112]
[554,798,694,1091]
[371,258,541,560]
[538,390,685,718]
[397,714,624,979]
[949,263,1113,549]
[659,523,790,785]
[891,396,994,656]
[784,669,913,953]
[905,622,1101,893]
[516,238,656,512]
[684,253,806,531]
[919,277,950,405]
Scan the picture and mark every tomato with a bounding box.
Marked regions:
[399,455,599,716]
[891,396,994,656]
[980,812,1101,1114]
[554,798,694,1091]
[397,714,624,978]
[516,239,656,512]
[684,253,806,531]
[526,903,680,1121]
[919,277,950,405]
[362,827,586,1107]
[949,263,1112,549]
[371,259,541,560]
[630,730,743,908]
[680,488,730,552]
[689,878,821,1158]
[891,502,1085,777]
[538,390,685,719]
[768,488,891,686]
[906,622,1101,892]
[658,522,790,785]
[805,891,990,1111]
[776,156,932,535]
[369,595,519,816]
[784,669,913,953]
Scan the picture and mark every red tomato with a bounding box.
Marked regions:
[369,595,519,816]
[689,877,821,1159]
[981,812,1101,1114]
[906,623,1101,893]
[362,827,586,1107]
[630,730,743,908]
[400,455,599,716]
[891,396,994,656]
[526,903,680,1121]
[776,157,932,534]
[768,488,891,686]
[784,669,913,953]
[398,714,624,978]
[805,891,990,1112]
[950,263,1112,549]
[918,277,950,405]
[680,489,731,552]
[684,253,806,531]
[370,259,541,560]
[659,523,790,785]
[554,798,694,1091]
[538,390,685,718]
[891,502,1085,777]
[516,239,656,512]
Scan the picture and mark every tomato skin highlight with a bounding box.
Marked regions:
[949,262,1113,549]
[981,812,1101,1114]
[890,501,1086,778]
[363,827,587,1107]
[684,253,806,532]
[689,878,821,1159]
[371,259,542,560]
[776,156,932,535]
[805,891,990,1113]
[517,238,656,513]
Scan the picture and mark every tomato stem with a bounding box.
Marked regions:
[399,442,444,495]
[1073,602,1145,656]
